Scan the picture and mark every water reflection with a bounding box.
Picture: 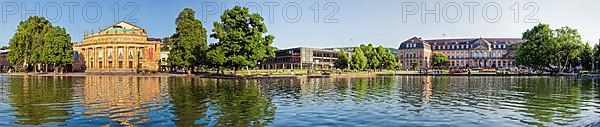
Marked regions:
[77,76,169,126]
[0,76,598,126]
[6,77,74,125]
[167,78,276,127]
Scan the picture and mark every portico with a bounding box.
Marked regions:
[73,22,161,72]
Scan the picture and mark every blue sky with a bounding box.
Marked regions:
[0,0,598,49]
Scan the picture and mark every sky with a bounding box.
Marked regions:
[0,0,598,49]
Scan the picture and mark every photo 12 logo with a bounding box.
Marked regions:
[1,2,139,23]
[201,1,340,23]
[402,2,539,23]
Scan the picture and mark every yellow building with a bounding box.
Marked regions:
[73,21,161,72]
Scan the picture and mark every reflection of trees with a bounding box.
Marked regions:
[8,76,74,125]
[514,78,582,126]
[167,78,210,126]
[168,78,276,127]
[208,80,276,127]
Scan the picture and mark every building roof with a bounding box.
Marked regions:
[89,21,146,36]
[399,36,522,49]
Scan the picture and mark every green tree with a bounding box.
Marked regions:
[351,48,367,70]
[334,49,350,70]
[431,53,449,68]
[205,45,226,74]
[161,36,175,52]
[576,43,593,70]
[555,27,584,71]
[42,26,73,72]
[210,6,275,74]
[359,44,380,70]
[378,46,397,70]
[516,23,584,73]
[168,8,208,74]
[593,44,600,70]
[8,16,72,73]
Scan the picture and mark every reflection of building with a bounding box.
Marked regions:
[79,76,166,125]
[260,47,350,70]
[397,37,523,69]
[73,22,161,72]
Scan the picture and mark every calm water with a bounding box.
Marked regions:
[0,76,598,127]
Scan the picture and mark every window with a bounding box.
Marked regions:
[108,48,113,59]
[98,49,103,58]
[118,48,123,59]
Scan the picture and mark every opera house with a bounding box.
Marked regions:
[73,22,161,72]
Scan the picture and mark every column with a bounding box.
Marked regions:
[93,47,97,69]
[134,47,139,69]
[124,46,128,69]
[113,46,117,68]
[103,46,107,70]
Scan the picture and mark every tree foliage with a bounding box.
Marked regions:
[8,16,72,72]
[339,44,397,71]
[353,44,397,70]
[593,44,600,70]
[431,53,449,68]
[516,23,584,73]
[209,6,275,73]
[577,43,593,70]
[334,49,350,69]
[205,45,226,74]
[168,8,208,73]
[350,48,367,70]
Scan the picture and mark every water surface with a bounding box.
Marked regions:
[0,76,598,126]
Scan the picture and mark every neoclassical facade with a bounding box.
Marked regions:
[73,22,161,72]
[397,37,523,69]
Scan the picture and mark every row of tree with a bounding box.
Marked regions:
[8,16,73,73]
[166,6,275,74]
[334,44,397,70]
[515,23,598,73]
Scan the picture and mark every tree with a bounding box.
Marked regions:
[577,43,593,70]
[334,49,350,70]
[210,6,275,74]
[378,46,397,70]
[516,23,584,73]
[351,48,367,70]
[555,27,584,71]
[205,45,226,74]
[431,53,449,68]
[168,8,208,74]
[161,36,175,52]
[8,16,72,73]
[593,44,600,70]
[42,26,73,73]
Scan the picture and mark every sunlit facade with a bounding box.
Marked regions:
[397,37,523,69]
[73,22,161,72]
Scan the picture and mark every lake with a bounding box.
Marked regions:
[0,76,598,126]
